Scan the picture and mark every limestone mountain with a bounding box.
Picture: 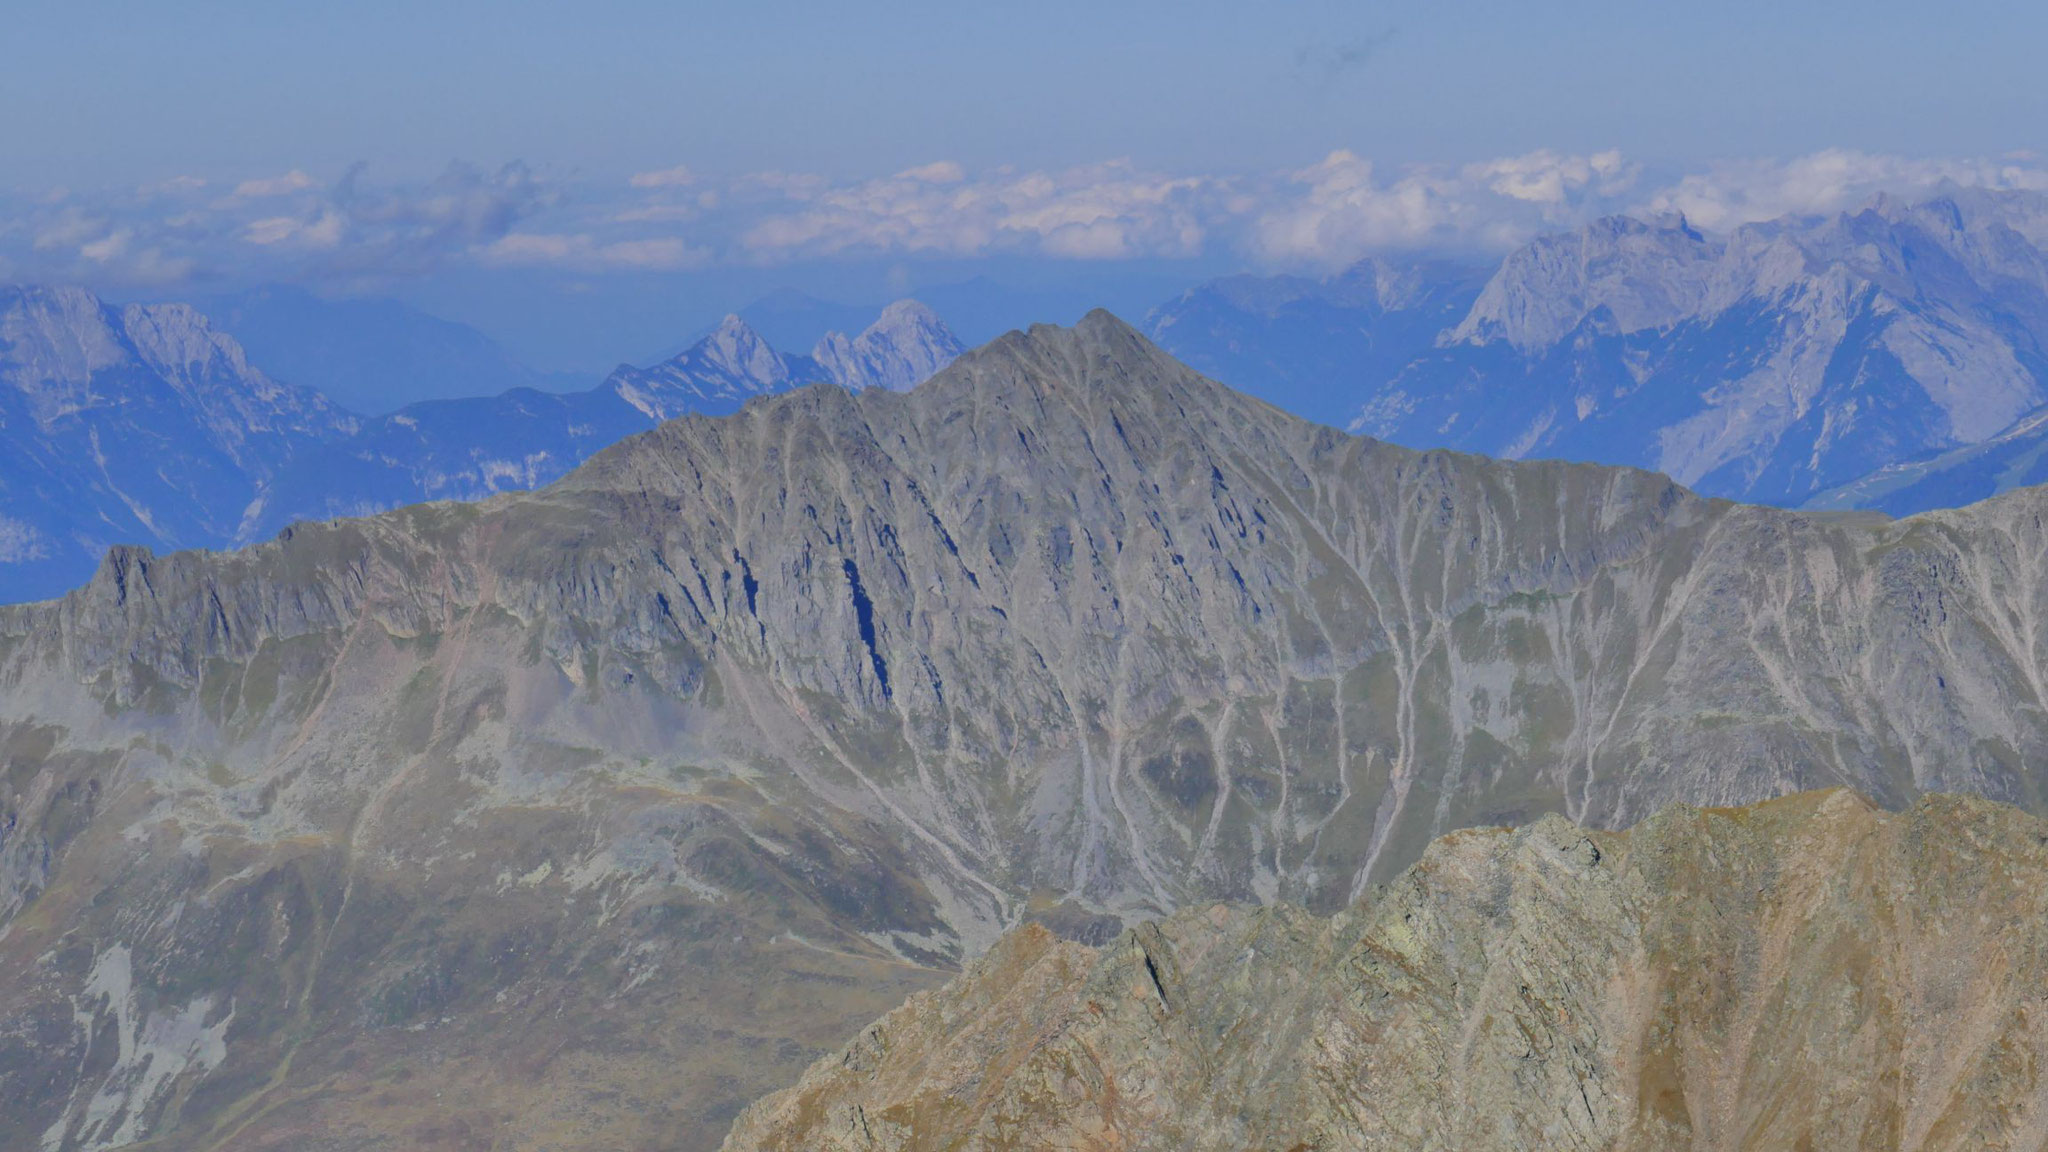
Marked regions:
[8,313,2048,1149]
[812,300,969,393]
[1805,401,2048,515]
[1151,189,2048,510]
[727,789,2048,1152]
[0,285,357,604]
[241,304,966,540]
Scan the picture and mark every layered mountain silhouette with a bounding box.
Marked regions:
[8,313,2048,1149]
[1152,188,2048,513]
[0,290,963,603]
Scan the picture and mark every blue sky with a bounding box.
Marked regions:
[3,0,2046,369]
[8,0,2044,182]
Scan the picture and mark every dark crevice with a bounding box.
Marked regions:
[842,558,891,699]
[737,553,760,616]
[1142,950,1172,1009]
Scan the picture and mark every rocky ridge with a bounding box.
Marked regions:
[7,313,2048,1148]
[726,789,2048,1152]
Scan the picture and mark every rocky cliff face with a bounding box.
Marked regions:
[727,789,2048,1152]
[0,285,356,602]
[812,301,969,393]
[6,313,2048,1148]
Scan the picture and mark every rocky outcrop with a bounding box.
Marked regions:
[8,313,2048,1148]
[727,789,2048,1151]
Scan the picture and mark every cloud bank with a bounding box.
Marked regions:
[5,148,2046,288]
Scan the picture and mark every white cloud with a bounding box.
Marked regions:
[9,149,2048,290]
[78,230,131,262]
[233,169,317,198]
[243,210,343,247]
[1248,151,1463,266]
[629,164,695,189]
[1467,148,1637,206]
[738,159,1215,262]
[1641,150,2048,230]
[479,231,706,270]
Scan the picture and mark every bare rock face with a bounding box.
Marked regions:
[812,300,967,393]
[726,789,2048,1152]
[7,312,2048,1148]
[0,285,357,600]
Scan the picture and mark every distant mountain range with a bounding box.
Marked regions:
[200,284,590,413]
[1152,188,2048,513]
[15,188,2048,606]
[0,289,963,603]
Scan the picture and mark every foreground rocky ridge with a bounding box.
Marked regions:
[728,789,2048,1151]
[6,313,2048,1148]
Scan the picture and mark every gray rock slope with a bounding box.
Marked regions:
[6,312,2048,1149]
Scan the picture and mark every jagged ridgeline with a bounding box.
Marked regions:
[5,311,2048,1150]
[727,791,2048,1152]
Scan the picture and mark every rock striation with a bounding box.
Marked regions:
[7,313,2048,1148]
[727,789,2048,1152]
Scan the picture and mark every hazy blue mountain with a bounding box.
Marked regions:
[0,285,357,603]
[1152,190,2048,510]
[201,284,585,413]
[1146,256,1488,428]
[0,291,965,604]
[738,287,886,352]
[1353,192,2048,505]
[243,304,965,540]
[1805,405,2048,515]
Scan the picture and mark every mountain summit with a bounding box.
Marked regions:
[812,299,967,392]
[9,312,2048,1148]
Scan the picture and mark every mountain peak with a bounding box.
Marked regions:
[810,299,964,392]
[1450,212,1728,350]
[870,298,942,328]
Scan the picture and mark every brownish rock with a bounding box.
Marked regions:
[726,790,2048,1152]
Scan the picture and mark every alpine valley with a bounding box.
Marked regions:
[11,312,2048,1150]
